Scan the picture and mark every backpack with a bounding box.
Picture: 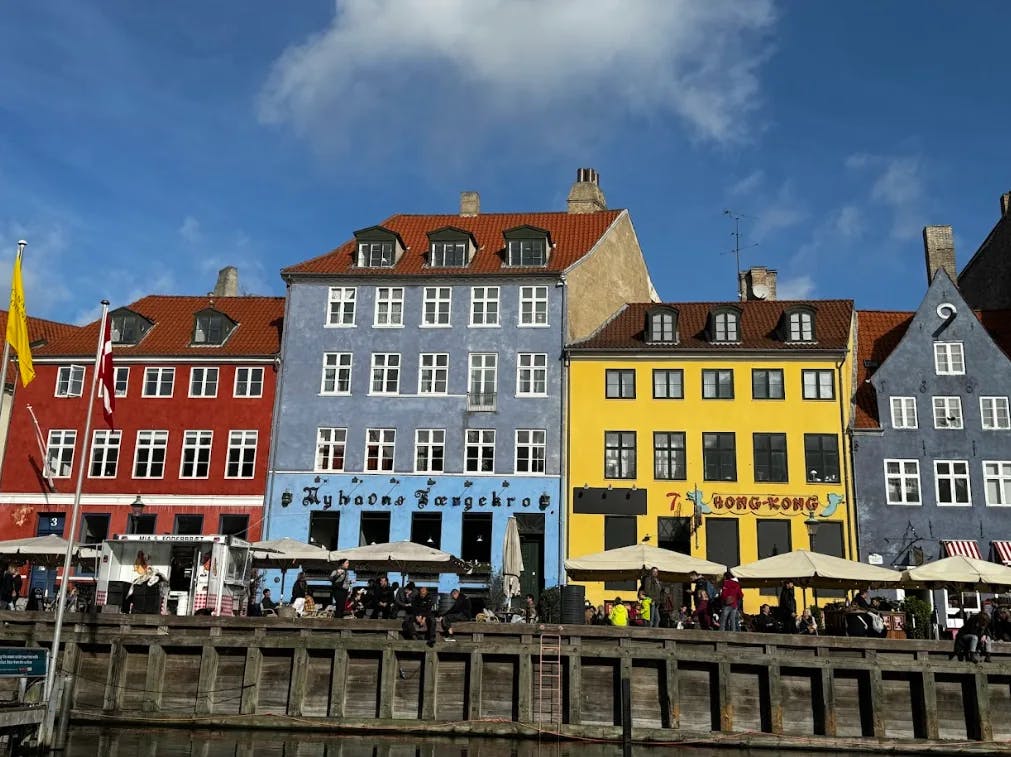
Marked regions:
[870,613,885,633]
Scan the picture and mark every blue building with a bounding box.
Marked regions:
[264,169,655,597]
[852,229,1011,631]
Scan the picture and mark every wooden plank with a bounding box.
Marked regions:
[917,668,939,740]
[866,665,886,737]
[567,653,582,725]
[195,645,219,715]
[767,663,783,734]
[717,660,732,732]
[102,640,127,713]
[286,647,308,717]
[664,658,679,731]
[239,647,261,715]
[379,647,396,719]
[518,651,532,724]
[421,649,437,721]
[467,651,482,721]
[816,667,836,737]
[328,648,347,718]
[972,671,993,742]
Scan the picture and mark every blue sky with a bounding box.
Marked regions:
[2,1,1009,325]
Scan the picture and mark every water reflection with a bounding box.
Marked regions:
[61,726,860,757]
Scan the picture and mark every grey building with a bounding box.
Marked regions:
[958,190,1011,309]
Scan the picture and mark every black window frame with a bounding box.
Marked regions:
[802,369,835,400]
[507,238,547,267]
[652,369,684,399]
[752,369,785,400]
[703,432,737,481]
[647,310,677,343]
[702,369,734,399]
[712,309,740,342]
[653,431,686,480]
[753,432,788,483]
[430,240,468,268]
[804,434,840,483]
[605,369,636,399]
[604,430,637,479]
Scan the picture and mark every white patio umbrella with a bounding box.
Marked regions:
[564,543,726,583]
[901,555,1011,588]
[0,534,81,568]
[251,537,331,594]
[732,549,903,590]
[502,518,524,611]
[329,540,470,578]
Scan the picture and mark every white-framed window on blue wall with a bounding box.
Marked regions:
[418,353,448,394]
[374,287,404,327]
[422,287,452,326]
[890,396,917,429]
[516,353,547,396]
[933,396,963,429]
[180,430,213,479]
[316,427,347,472]
[370,353,401,395]
[189,367,219,398]
[934,460,970,506]
[465,429,495,473]
[468,353,497,410]
[884,459,920,505]
[980,396,1011,430]
[983,461,1011,506]
[515,429,546,474]
[326,286,356,327]
[414,429,445,473]
[519,286,548,326]
[321,353,352,395]
[933,342,964,375]
[470,286,499,326]
[365,429,395,471]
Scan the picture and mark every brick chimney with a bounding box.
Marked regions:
[213,266,239,297]
[1001,191,1010,217]
[566,168,607,214]
[738,266,777,301]
[922,226,956,284]
[460,191,480,217]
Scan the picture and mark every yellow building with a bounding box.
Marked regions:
[565,296,857,613]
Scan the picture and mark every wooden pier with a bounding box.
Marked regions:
[1,611,1009,753]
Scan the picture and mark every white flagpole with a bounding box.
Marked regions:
[26,404,55,490]
[0,241,27,476]
[43,300,110,705]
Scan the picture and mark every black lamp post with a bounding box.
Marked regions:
[804,512,820,548]
[128,495,145,534]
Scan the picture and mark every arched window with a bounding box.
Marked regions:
[645,308,677,343]
[787,310,815,341]
[713,310,740,342]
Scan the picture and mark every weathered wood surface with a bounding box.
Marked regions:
[2,611,1010,753]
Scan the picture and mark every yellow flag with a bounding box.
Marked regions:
[6,251,34,386]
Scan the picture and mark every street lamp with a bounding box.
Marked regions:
[804,512,820,547]
[127,495,145,534]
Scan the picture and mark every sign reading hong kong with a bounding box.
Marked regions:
[298,486,551,512]
[667,487,846,518]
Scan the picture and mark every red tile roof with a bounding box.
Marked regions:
[570,300,854,352]
[34,296,284,358]
[0,311,80,384]
[283,210,624,276]
[853,308,1011,429]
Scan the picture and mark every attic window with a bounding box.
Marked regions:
[712,309,740,343]
[786,309,815,342]
[427,227,473,268]
[357,241,394,268]
[110,311,152,345]
[645,308,677,343]
[503,226,551,267]
[192,310,235,346]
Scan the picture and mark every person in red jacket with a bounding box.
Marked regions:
[718,571,744,632]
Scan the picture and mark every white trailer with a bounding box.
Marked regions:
[96,534,253,616]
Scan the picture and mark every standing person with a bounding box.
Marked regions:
[523,593,538,623]
[439,588,471,640]
[640,566,663,628]
[690,571,717,612]
[1,564,22,610]
[692,590,715,630]
[777,579,797,633]
[718,571,744,632]
[290,573,308,615]
[329,559,351,616]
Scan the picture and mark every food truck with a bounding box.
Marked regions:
[96,534,253,616]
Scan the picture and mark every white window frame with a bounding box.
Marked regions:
[357,241,394,268]
[980,396,1011,430]
[418,353,449,395]
[373,287,404,327]
[326,286,356,327]
[802,369,834,400]
[315,427,347,473]
[714,312,739,342]
[88,429,121,479]
[983,461,1011,506]
[431,240,468,267]
[370,353,401,395]
[470,286,500,327]
[188,366,219,398]
[142,367,175,398]
[934,342,965,375]
[516,353,548,397]
[55,365,86,398]
[788,311,814,341]
[133,430,169,479]
[468,353,497,410]
[519,286,548,327]
[321,353,352,395]
[414,429,446,474]
[465,429,495,473]
[884,459,921,505]
[180,430,213,479]
[46,430,77,478]
[515,429,546,474]
[114,366,130,398]
[422,287,452,326]
[234,367,264,398]
[225,430,258,478]
[934,459,971,506]
[365,428,396,472]
[890,396,918,429]
[932,396,963,429]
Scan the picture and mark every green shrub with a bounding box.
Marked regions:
[900,597,932,640]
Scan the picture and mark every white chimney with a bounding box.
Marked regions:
[460,191,480,217]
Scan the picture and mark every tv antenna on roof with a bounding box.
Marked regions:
[723,209,759,300]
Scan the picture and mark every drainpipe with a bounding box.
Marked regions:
[261,277,293,541]
[836,356,858,560]
[558,274,569,586]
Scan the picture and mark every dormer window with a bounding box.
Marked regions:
[110,310,152,345]
[192,309,236,346]
[353,226,404,268]
[786,308,815,342]
[503,226,551,267]
[645,307,677,343]
[711,309,741,343]
[427,227,475,268]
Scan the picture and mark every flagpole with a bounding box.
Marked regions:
[0,241,27,477]
[44,300,110,706]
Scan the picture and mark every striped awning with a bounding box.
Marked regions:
[943,540,982,559]
[993,540,1011,566]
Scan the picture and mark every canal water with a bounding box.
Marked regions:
[60,726,868,756]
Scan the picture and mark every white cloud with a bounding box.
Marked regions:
[728,170,765,196]
[775,274,815,300]
[846,153,927,240]
[833,204,864,239]
[259,0,776,153]
[0,221,73,319]
[179,216,202,246]
[750,182,807,241]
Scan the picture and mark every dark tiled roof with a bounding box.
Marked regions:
[35,296,284,358]
[853,308,1011,429]
[283,210,624,276]
[570,300,854,352]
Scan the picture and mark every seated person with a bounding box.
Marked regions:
[402,609,436,644]
[439,588,471,640]
[608,597,629,627]
[259,588,277,615]
[752,603,780,633]
[952,612,992,662]
[992,608,1011,642]
[523,594,538,623]
[394,582,415,618]
[797,609,819,635]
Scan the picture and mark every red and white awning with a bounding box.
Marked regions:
[943,540,982,559]
[992,540,1011,566]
